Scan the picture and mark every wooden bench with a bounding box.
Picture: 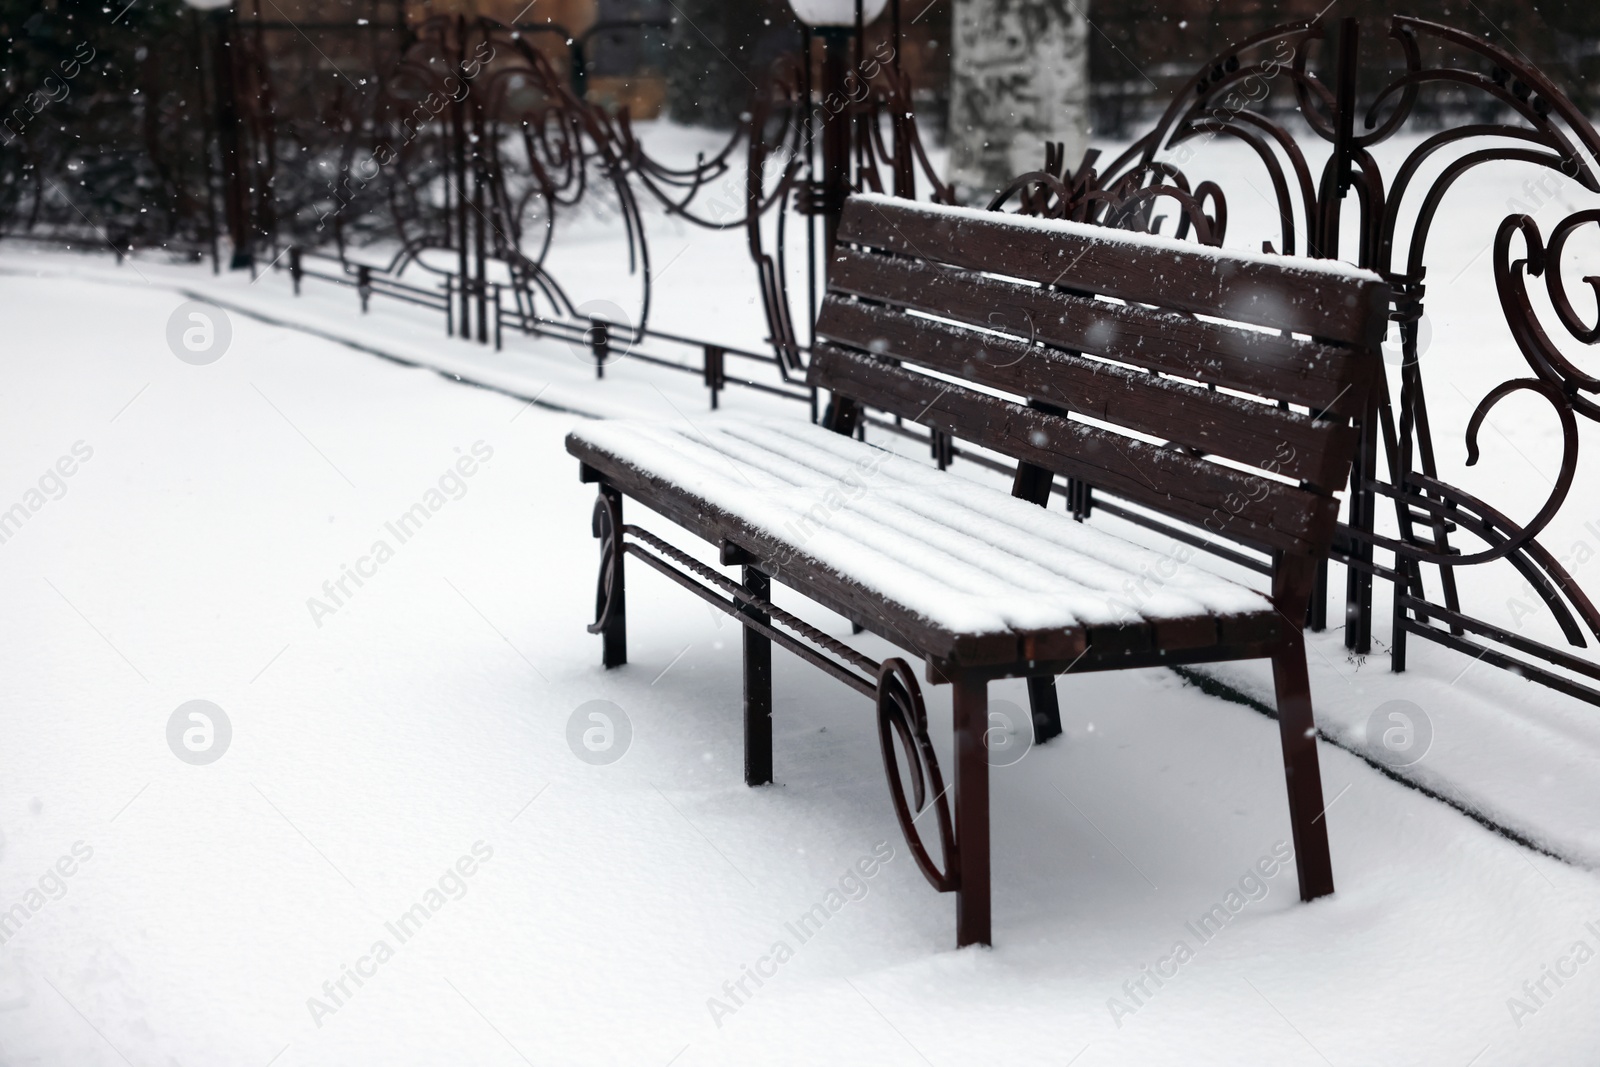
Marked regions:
[566,192,1388,948]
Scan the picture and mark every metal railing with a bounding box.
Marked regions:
[277,244,814,413]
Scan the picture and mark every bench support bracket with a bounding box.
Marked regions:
[597,519,992,948]
[876,658,960,900]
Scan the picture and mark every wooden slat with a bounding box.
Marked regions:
[827,248,1371,417]
[814,295,1359,491]
[837,196,1388,345]
[807,344,1342,554]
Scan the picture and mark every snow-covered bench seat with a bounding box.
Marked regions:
[569,417,1283,663]
[567,193,1390,948]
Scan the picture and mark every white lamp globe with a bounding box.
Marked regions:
[788,0,888,27]
[181,0,235,8]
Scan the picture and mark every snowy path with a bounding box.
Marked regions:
[13,213,1600,872]
[2,259,1599,1064]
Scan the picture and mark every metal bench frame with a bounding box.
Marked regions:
[571,194,1389,949]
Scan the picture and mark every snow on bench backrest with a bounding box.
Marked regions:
[808,194,1392,558]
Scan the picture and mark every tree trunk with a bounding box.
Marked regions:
[947,0,1089,202]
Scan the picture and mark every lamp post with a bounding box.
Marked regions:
[787,0,889,433]
[787,0,889,255]
[184,0,254,270]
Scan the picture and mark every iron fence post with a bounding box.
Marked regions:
[704,345,725,409]
[591,317,609,379]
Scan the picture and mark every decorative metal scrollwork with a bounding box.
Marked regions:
[1377,208,1600,651]
[587,492,623,636]
[307,12,956,379]
[875,657,957,893]
[1379,208,1600,649]
[1050,12,1600,697]
[1496,211,1600,420]
[985,145,1227,246]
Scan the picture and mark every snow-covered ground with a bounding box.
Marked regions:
[2,127,1599,1065]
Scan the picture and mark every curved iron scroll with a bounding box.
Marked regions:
[1496,212,1600,421]
[983,142,1228,248]
[290,12,959,380]
[587,492,623,636]
[875,658,957,893]
[1381,208,1600,652]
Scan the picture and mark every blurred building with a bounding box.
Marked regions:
[1085,0,1600,137]
[242,0,952,127]
[244,0,671,118]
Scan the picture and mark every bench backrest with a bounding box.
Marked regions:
[809,193,1388,568]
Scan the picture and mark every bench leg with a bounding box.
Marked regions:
[601,572,627,669]
[590,486,627,669]
[742,566,773,787]
[1025,676,1063,743]
[1269,637,1335,901]
[1008,462,1065,746]
[952,674,991,948]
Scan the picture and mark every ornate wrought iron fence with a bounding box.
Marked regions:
[179,10,1600,709]
[4,5,1596,707]
[259,10,953,403]
[1049,16,1600,706]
